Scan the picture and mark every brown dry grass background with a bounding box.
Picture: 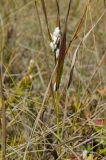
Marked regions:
[0,0,106,160]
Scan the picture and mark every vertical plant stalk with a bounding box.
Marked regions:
[35,1,51,75]
[56,0,72,90]
[0,60,6,160]
[40,0,52,41]
[55,91,59,137]
[35,0,55,111]
[55,0,61,28]
[55,90,60,154]
[0,14,6,160]
[61,90,69,138]
[104,0,106,50]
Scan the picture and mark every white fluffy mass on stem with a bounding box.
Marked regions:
[50,27,61,58]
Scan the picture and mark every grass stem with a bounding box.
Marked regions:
[55,90,60,154]
[0,62,6,160]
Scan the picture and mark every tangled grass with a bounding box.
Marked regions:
[0,0,106,159]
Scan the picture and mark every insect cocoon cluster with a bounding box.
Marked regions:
[50,27,61,59]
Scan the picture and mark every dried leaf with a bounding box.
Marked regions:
[96,87,106,97]
[93,118,106,126]
[70,154,79,160]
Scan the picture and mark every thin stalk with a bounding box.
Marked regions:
[35,1,51,75]
[104,0,106,49]
[0,58,6,160]
[55,0,61,28]
[56,0,71,90]
[0,14,6,160]
[40,0,52,41]
[65,0,91,54]
[55,90,60,154]
[35,0,55,115]
[55,91,59,137]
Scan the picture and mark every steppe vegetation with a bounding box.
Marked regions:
[0,0,106,159]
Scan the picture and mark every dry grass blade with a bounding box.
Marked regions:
[35,1,51,76]
[27,65,57,136]
[56,0,72,90]
[35,0,54,112]
[79,51,106,107]
[35,0,55,104]
[0,15,6,160]
[0,70,6,160]
[104,0,106,49]
[68,7,106,88]
[66,0,91,54]
[65,0,72,24]
[55,0,61,28]
[67,41,82,88]
[56,30,66,90]
[40,0,51,41]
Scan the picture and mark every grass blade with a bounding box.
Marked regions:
[55,0,61,28]
[67,42,82,88]
[0,69,6,160]
[66,0,91,54]
[56,30,66,90]
[40,0,51,41]
[56,0,72,90]
[0,15,6,160]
